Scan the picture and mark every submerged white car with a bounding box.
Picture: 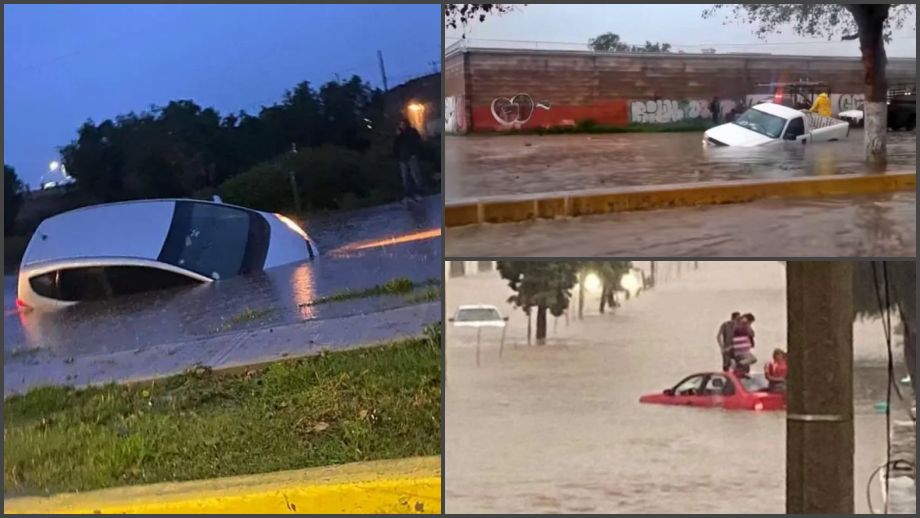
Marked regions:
[17,199,318,311]
[449,305,508,327]
[703,102,849,147]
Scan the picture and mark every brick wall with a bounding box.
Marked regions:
[445,48,917,133]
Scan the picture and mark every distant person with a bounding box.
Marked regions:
[765,348,788,393]
[710,96,721,124]
[717,311,741,372]
[730,313,757,377]
[393,118,424,203]
[809,92,832,117]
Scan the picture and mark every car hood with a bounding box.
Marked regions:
[704,123,776,147]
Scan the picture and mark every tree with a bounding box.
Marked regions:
[4,165,25,234]
[444,4,518,30]
[703,4,916,166]
[497,261,578,343]
[852,261,916,390]
[589,33,672,53]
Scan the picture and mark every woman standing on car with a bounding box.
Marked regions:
[730,313,757,376]
[765,348,788,393]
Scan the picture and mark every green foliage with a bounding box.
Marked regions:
[3,337,440,496]
[218,145,405,213]
[497,262,578,318]
[588,32,672,53]
[60,75,393,205]
[703,4,915,41]
[444,4,518,30]
[579,261,633,313]
[4,165,25,234]
[302,278,439,307]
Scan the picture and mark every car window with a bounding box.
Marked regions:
[672,375,705,396]
[455,307,503,322]
[105,266,200,297]
[159,202,269,280]
[29,266,199,301]
[784,117,805,140]
[740,374,770,393]
[733,108,786,138]
[703,374,735,396]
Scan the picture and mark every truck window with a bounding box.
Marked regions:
[784,117,805,140]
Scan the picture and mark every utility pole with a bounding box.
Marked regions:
[289,143,302,214]
[377,50,389,92]
[786,261,854,514]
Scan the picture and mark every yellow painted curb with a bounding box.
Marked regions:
[4,456,441,514]
[444,172,916,227]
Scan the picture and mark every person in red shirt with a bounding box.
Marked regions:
[765,348,788,393]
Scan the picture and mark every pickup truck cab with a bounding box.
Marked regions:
[704,102,849,147]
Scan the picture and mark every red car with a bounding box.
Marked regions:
[639,371,786,411]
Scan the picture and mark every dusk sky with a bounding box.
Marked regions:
[447,4,917,57]
[4,3,441,187]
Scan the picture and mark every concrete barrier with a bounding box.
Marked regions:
[444,172,916,227]
[4,456,441,514]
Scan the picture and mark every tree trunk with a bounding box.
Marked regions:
[848,4,889,167]
[903,311,916,392]
[578,272,585,320]
[536,305,547,344]
[786,262,854,514]
[599,286,607,314]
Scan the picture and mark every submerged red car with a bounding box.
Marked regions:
[639,371,786,411]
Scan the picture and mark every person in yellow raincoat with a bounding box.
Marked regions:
[809,92,832,117]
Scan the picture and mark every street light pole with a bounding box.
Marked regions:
[786,261,854,514]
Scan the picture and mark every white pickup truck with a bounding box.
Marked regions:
[703,102,850,147]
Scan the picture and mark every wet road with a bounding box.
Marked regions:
[3,195,442,358]
[445,130,916,201]
[445,262,915,514]
[446,192,916,257]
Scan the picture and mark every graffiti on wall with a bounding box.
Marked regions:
[445,95,466,133]
[629,99,740,124]
[491,94,551,128]
[837,93,865,112]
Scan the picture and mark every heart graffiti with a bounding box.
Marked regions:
[490,94,551,127]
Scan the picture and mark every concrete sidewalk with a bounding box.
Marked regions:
[4,301,439,396]
[4,456,441,514]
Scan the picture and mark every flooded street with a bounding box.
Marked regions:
[446,192,916,257]
[4,196,441,361]
[445,262,915,514]
[445,130,916,201]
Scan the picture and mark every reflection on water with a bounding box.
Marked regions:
[445,262,914,514]
[446,130,917,200]
[4,196,442,356]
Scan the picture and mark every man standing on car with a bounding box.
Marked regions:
[393,118,424,203]
[717,311,740,372]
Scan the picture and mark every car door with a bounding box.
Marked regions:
[700,374,735,408]
[669,374,707,406]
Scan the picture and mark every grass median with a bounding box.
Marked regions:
[3,324,441,498]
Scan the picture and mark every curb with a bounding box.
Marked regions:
[444,172,916,227]
[4,456,441,514]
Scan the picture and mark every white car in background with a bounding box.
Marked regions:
[17,198,318,311]
[449,305,508,327]
[703,102,849,147]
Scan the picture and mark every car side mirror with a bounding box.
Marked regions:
[448,318,455,322]
[503,317,509,321]
[663,388,674,396]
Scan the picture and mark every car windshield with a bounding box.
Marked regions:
[740,374,770,393]
[732,108,787,138]
[158,202,269,280]
[455,308,502,322]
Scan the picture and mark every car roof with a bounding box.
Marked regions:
[752,102,802,119]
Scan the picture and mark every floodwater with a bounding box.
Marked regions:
[445,130,917,201]
[3,196,441,357]
[446,192,917,257]
[445,262,915,514]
